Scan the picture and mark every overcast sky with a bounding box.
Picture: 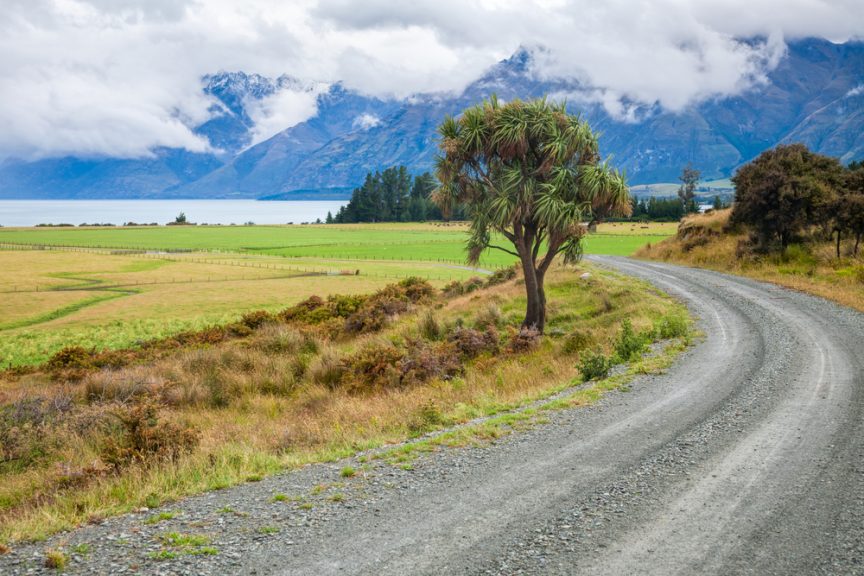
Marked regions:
[1,0,861,159]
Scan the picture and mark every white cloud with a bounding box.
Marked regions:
[0,0,861,158]
[246,82,329,146]
[847,85,864,97]
[352,113,382,130]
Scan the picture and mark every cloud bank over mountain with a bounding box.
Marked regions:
[1,0,861,160]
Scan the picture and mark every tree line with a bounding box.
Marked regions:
[731,144,864,256]
[329,166,466,223]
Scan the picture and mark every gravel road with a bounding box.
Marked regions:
[2,257,862,575]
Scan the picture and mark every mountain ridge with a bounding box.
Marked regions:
[0,38,861,200]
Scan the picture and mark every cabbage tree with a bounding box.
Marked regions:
[434,96,630,332]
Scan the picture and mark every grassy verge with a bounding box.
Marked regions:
[637,209,864,313]
[0,263,689,544]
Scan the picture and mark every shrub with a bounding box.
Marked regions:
[614,319,647,361]
[486,266,517,286]
[655,313,689,339]
[101,402,199,470]
[562,330,594,355]
[462,277,485,293]
[399,341,462,386]
[343,306,390,334]
[47,346,94,372]
[240,310,275,330]
[441,280,464,298]
[278,295,326,323]
[341,343,404,391]
[448,326,499,358]
[507,326,541,353]
[579,351,613,382]
[398,277,436,302]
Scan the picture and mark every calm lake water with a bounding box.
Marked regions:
[0,200,348,227]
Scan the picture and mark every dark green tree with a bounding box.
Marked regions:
[834,166,864,256]
[677,163,700,213]
[731,144,842,252]
[434,96,629,332]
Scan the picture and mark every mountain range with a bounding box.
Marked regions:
[0,37,861,200]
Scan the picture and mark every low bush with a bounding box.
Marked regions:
[507,326,541,353]
[448,326,499,358]
[579,351,613,382]
[46,346,93,377]
[561,330,594,355]
[654,313,689,340]
[101,402,199,471]
[613,319,647,361]
[441,280,464,298]
[399,341,462,386]
[398,277,436,302]
[462,277,486,293]
[240,310,275,330]
[340,342,405,391]
[486,265,517,286]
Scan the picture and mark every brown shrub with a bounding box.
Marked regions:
[441,280,464,298]
[101,402,199,470]
[507,326,542,353]
[240,310,275,329]
[399,341,462,386]
[462,277,485,293]
[398,277,436,302]
[448,326,499,358]
[340,342,405,391]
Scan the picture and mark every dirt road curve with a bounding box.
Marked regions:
[258,257,864,576]
[2,258,862,575]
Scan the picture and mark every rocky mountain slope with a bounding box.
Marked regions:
[0,38,861,199]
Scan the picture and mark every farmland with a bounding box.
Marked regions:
[0,222,674,368]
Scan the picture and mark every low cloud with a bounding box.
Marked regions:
[352,113,382,130]
[0,0,861,159]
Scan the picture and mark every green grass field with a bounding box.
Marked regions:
[0,221,675,367]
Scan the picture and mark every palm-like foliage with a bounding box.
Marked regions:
[434,96,630,331]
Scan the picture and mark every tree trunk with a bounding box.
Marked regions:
[535,268,547,333]
[836,229,842,259]
[855,232,861,256]
[517,244,542,331]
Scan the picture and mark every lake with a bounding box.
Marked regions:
[0,200,348,227]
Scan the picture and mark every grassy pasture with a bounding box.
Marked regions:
[0,222,674,367]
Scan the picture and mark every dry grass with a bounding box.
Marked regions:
[637,209,864,312]
[0,265,685,544]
